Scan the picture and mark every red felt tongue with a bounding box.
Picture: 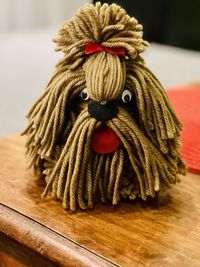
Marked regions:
[91,125,121,154]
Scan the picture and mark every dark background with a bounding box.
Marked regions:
[93,0,200,51]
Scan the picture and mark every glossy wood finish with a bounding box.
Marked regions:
[0,135,200,266]
[0,204,112,267]
[0,232,57,267]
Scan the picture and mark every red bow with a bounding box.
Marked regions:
[85,42,125,55]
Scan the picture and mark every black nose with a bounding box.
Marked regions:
[88,101,118,121]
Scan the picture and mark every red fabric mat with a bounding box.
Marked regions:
[167,85,200,174]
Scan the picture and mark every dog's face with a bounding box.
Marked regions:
[24,3,185,211]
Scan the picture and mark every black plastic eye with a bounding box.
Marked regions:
[121,90,132,103]
[80,88,90,100]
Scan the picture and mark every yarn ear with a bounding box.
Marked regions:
[126,62,183,158]
[22,67,85,170]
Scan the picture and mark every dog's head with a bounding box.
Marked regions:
[24,3,185,211]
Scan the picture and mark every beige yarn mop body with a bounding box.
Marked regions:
[23,3,186,211]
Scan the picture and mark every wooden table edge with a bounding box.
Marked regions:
[0,203,118,267]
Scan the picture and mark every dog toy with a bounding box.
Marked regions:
[23,2,186,211]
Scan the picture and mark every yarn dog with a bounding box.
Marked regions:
[23,2,186,211]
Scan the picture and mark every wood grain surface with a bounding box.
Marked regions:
[0,135,200,267]
[0,232,57,267]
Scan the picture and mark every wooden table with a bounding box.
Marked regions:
[0,135,200,267]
